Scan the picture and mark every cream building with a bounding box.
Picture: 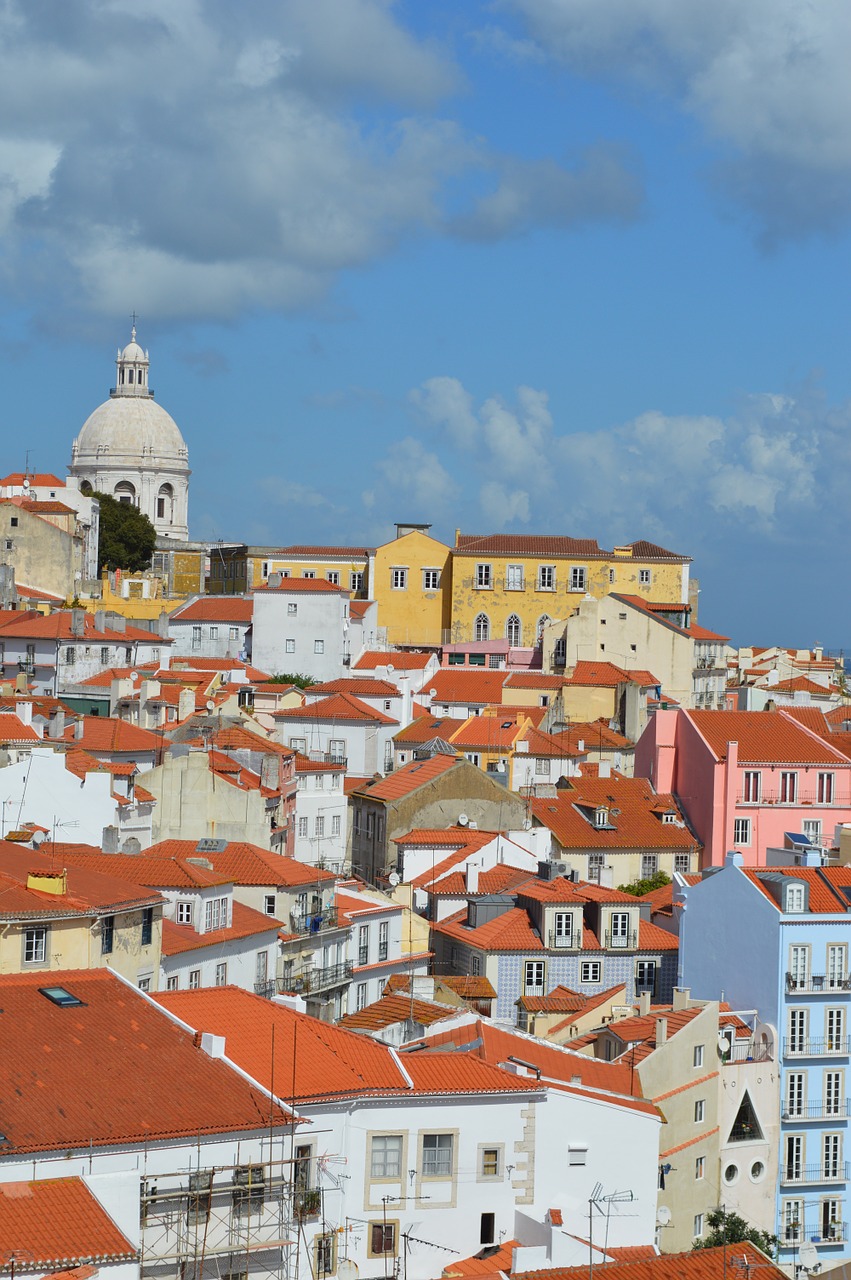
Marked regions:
[69,326,190,540]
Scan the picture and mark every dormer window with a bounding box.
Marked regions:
[785,883,806,914]
[594,807,609,828]
[662,810,676,825]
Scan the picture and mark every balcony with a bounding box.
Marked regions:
[605,931,638,951]
[548,931,577,950]
[255,962,353,998]
[786,973,851,993]
[289,907,342,936]
[720,1039,773,1065]
[293,1188,321,1220]
[784,1223,847,1246]
[784,1037,851,1057]
[781,1163,849,1186]
[307,752,347,768]
[783,1100,851,1121]
[738,789,839,806]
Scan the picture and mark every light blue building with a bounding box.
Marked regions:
[680,851,851,1270]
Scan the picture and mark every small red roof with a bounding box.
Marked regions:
[511,1244,783,1280]
[354,651,435,671]
[62,716,162,753]
[147,839,336,886]
[352,753,462,802]
[427,670,507,705]
[0,713,40,742]
[0,472,65,487]
[689,708,851,765]
[171,597,253,623]
[162,901,281,955]
[254,576,346,594]
[275,691,398,725]
[308,677,399,697]
[0,1177,136,1267]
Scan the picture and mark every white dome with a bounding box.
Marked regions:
[74,395,189,468]
[121,339,147,362]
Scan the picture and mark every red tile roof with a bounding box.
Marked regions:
[61,717,163,753]
[352,753,463,802]
[0,1177,137,1267]
[254,576,346,594]
[449,716,525,752]
[338,993,456,1031]
[0,472,65,487]
[308,678,400,697]
[275,691,398,725]
[444,1239,520,1276]
[503,672,570,690]
[354,651,435,671]
[394,825,496,847]
[455,534,601,556]
[0,713,40,742]
[531,776,695,851]
[384,973,497,1001]
[162,900,281,955]
[171,597,253,622]
[434,905,545,952]
[770,676,833,695]
[0,970,291,1153]
[146,839,335,886]
[0,845,162,916]
[394,714,456,744]
[40,849,231,889]
[567,661,657,688]
[689,709,851,765]
[0,611,165,644]
[689,621,731,642]
[512,1244,782,1280]
[427,670,507,704]
[273,544,371,558]
[427,864,537,897]
[518,984,587,1013]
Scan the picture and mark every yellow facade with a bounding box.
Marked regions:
[209,545,370,596]
[372,530,452,647]
[0,906,162,987]
[449,535,691,645]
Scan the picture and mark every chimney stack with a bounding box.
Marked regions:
[655,1016,668,1047]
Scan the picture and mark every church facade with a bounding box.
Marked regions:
[69,327,190,540]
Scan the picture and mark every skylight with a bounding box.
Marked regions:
[39,986,84,1007]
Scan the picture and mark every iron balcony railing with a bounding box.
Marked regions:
[786,973,851,993]
[720,1039,773,1065]
[548,931,577,949]
[289,907,341,936]
[784,1037,851,1057]
[783,1222,847,1245]
[783,1099,851,1121]
[254,963,353,999]
[604,931,638,950]
[781,1163,849,1185]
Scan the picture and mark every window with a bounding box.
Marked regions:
[786,883,806,913]
[65,646,75,664]
[314,1233,336,1277]
[693,1214,704,1239]
[187,1170,213,1224]
[297,816,308,838]
[327,571,339,585]
[538,565,555,590]
[552,912,573,948]
[215,962,227,986]
[475,563,492,589]
[422,1133,454,1177]
[315,816,325,838]
[232,1164,265,1216]
[824,1132,842,1179]
[378,920,389,961]
[506,614,522,646]
[782,1200,803,1243]
[609,911,630,947]
[287,602,298,615]
[356,983,367,1011]
[695,1156,705,1180]
[264,894,276,916]
[818,772,835,804]
[788,1008,808,1054]
[694,1099,705,1123]
[141,907,153,946]
[9,516,17,527]
[639,569,652,585]
[189,969,201,989]
[569,566,587,591]
[24,927,47,964]
[804,818,823,845]
[138,977,151,992]
[786,1072,805,1118]
[329,739,346,762]
[331,814,341,837]
[474,613,490,641]
[391,568,408,590]
[733,817,751,846]
[350,571,363,592]
[370,1223,397,1257]
[481,1213,495,1246]
[827,1008,845,1053]
[825,1071,843,1116]
[314,639,324,654]
[191,625,202,650]
[480,1148,500,1178]
[205,897,228,931]
[423,568,440,590]
[743,770,761,802]
[506,564,523,590]
[641,853,658,878]
[524,960,545,994]
[371,1134,403,1178]
[588,853,604,882]
[581,960,602,984]
[674,853,691,874]
[358,924,369,966]
[101,916,115,955]
[286,639,296,653]
[229,626,239,639]
[167,975,179,991]
[303,570,315,579]
[100,646,109,664]
[693,1044,704,1068]
[635,960,656,994]
[208,626,218,640]
[780,771,798,803]
[827,946,847,989]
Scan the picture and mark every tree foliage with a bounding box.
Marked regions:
[268,673,316,689]
[617,870,671,897]
[692,1208,778,1256]
[96,492,157,572]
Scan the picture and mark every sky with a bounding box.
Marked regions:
[1,0,850,647]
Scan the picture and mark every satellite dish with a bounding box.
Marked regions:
[206,699,215,711]
[656,1207,672,1226]
[338,1261,359,1280]
[388,871,400,887]
[798,1243,819,1271]
[458,813,469,827]
[429,688,437,698]
[22,478,30,490]
[386,663,394,674]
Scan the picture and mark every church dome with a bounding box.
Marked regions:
[74,395,189,466]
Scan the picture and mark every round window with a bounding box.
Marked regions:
[723,1163,739,1184]
[750,1161,765,1181]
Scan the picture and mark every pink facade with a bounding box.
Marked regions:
[635,708,851,867]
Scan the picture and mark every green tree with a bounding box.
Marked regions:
[692,1208,777,1256]
[96,492,157,572]
[617,870,671,897]
[268,673,316,689]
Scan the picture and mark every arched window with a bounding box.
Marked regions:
[506,614,521,646]
[79,479,94,496]
[114,481,136,506]
[474,613,490,642]
[537,614,552,643]
[156,483,174,522]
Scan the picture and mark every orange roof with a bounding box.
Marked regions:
[272,544,371,558]
[741,865,851,914]
[0,472,65,486]
[275,691,398,725]
[352,753,462,802]
[503,672,570,690]
[434,905,546,952]
[384,973,497,1001]
[146,839,335,886]
[171,596,253,622]
[338,993,456,1031]
[554,720,634,751]
[162,901,281,955]
[449,715,525,752]
[518,984,587,1013]
[254,576,346,594]
[689,709,851,765]
[394,825,496,847]
[61,717,162,753]
[445,1240,519,1277]
[0,1177,136,1267]
[354,651,435,671]
[770,675,833,694]
[427,670,507,705]
[427,864,536,897]
[294,752,341,773]
[187,724,294,758]
[308,677,399,697]
[0,611,166,644]
[455,533,601,556]
[0,970,291,1153]
[531,776,695,851]
[155,986,540,1103]
[826,704,851,726]
[75,664,157,689]
[0,845,162,918]
[0,713,40,742]
[567,661,658,689]
[40,848,231,889]
[689,621,731,642]
[394,714,456,744]
[511,1244,782,1280]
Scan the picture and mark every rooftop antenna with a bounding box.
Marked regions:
[588,1186,634,1279]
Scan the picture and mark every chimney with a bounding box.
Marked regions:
[70,608,86,638]
[73,716,85,740]
[199,1032,227,1058]
[178,687,195,722]
[638,990,651,1016]
[158,610,170,639]
[16,699,32,726]
[47,708,66,739]
[466,864,480,893]
[101,825,120,854]
[598,760,611,779]
[108,611,126,634]
[655,1016,667,1046]
[94,609,106,634]
[27,869,67,895]
[672,987,691,1011]
[268,572,283,589]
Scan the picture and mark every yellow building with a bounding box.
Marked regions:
[449,533,691,645]
[371,525,452,647]
[209,543,371,596]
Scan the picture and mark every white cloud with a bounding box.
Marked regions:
[479,480,531,526]
[370,436,459,514]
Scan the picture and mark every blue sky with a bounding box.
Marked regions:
[2,1,850,646]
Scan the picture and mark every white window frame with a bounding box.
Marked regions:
[569,566,587,592]
[391,567,408,590]
[537,564,555,591]
[422,1133,454,1178]
[733,817,751,846]
[506,564,524,590]
[422,568,440,591]
[475,563,492,589]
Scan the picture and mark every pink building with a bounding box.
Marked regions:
[635,708,851,866]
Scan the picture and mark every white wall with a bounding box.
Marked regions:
[252,588,350,682]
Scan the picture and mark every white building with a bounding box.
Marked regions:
[69,326,190,540]
[0,607,168,696]
[252,577,351,681]
[293,754,348,871]
[168,596,253,660]
[335,881,430,1012]
[274,692,399,775]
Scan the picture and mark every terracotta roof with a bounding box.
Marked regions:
[0,472,65,486]
[307,678,399,697]
[0,845,162,919]
[444,1240,519,1276]
[553,721,634,751]
[688,709,851,765]
[338,993,457,1030]
[384,973,497,1000]
[349,599,373,619]
[155,986,540,1102]
[253,576,346,594]
[393,825,490,847]
[567,661,657,689]
[0,713,40,742]
[170,657,271,679]
[511,1244,782,1280]
[40,849,231,889]
[75,664,157,689]
[427,670,507,704]
[503,672,570,690]
[61,717,162,753]
[0,1177,137,1267]
[620,540,689,560]
[434,905,545,952]
[770,676,833,695]
[0,611,165,644]
[275,691,398,725]
[354,651,435,671]
[742,866,851,914]
[272,544,371,558]
[427,864,537,897]
[146,839,335,886]
[188,724,294,757]
[825,704,851,725]
[394,714,455,744]
[522,726,585,758]
[518,984,587,1013]
[161,900,281,955]
[531,777,695,851]
[449,715,526,752]
[352,753,463,802]
[455,534,601,556]
[0,970,291,1153]
[546,984,629,1034]
[689,622,731,642]
[171,597,253,623]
